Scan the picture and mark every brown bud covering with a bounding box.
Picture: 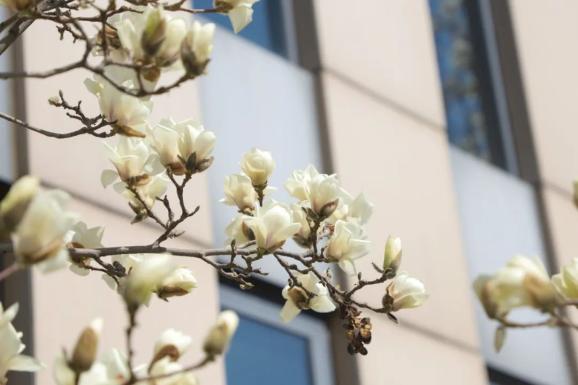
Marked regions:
[341,305,372,355]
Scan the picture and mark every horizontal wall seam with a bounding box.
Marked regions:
[322,67,445,134]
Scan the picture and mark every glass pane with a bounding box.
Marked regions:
[194,0,287,57]
[428,0,506,168]
[225,313,314,385]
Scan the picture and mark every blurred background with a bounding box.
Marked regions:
[1,0,578,384]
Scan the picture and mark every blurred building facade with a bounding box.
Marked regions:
[1,0,578,384]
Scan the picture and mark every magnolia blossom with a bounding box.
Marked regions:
[383,236,402,273]
[149,357,198,385]
[221,174,258,213]
[114,6,187,66]
[224,214,253,245]
[181,21,215,76]
[11,189,75,272]
[203,310,239,357]
[0,303,43,384]
[102,254,143,290]
[285,165,341,218]
[150,118,216,174]
[85,71,152,137]
[552,258,578,301]
[216,0,258,33]
[67,222,105,276]
[384,273,427,311]
[153,329,192,362]
[331,191,373,225]
[291,204,312,248]
[0,175,39,233]
[100,349,130,385]
[324,220,371,275]
[121,255,178,307]
[474,256,556,319]
[102,136,155,188]
[240,148,275,186]
[246,203,301,253]
[280,271,336,322]
[157,267,198,299]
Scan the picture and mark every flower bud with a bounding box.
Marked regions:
[0,175,39,232]
[180,21,215,77]
[69,318,103,373]
[121,255,177,307]
[203,310,239,357]
[473,275,499,319]
[157,267,197,299]
[141,8,167,58]
[383,273,427,312]
[221,174,258,213]
[153,329,192,363]
[383,236,402,273]
[240,148,275,187]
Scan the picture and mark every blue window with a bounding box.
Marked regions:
[220,285,335,385]
[428,0,514,171]
[194,0,288,57]
[226,314,314,385]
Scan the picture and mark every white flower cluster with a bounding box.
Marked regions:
[477,255,578,317]
[53,311,238,385]
[0,303,43,384]
[0,176,77,272]
[221,151,427,321]
[99,104,215,222]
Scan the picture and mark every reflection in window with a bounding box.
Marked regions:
[225,313,314,385]
[429,0,506,168]
[194,0,288,57]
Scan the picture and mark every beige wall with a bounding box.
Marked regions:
[509,0,578,368]
[314,1,487,382]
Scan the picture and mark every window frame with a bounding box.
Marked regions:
[220,284,336,385]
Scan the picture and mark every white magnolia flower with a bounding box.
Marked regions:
[157,267,198,299]
[474,255,556,318]
[154,118,216,174]
[324,220,371,275]
[385,273,427,311]
[85,71,152,138]
[114,6,187,66]
[246,203,301,253]
[149,357,198,385]
[0,303,43,384]
[382,236,402,273]
[240,148,275,186]
[285,165,341,218]
[203,310,239,357]
[149,123,182,174]
[11,189,75,272]
[0,175,39,232]
[154,329,192,362]
[216,0,258,33]
[330,191,373,225]
[291,204,311,248]
[221,174,258,213]
[280,271,336,322]
[102,136,156,188]
[121,255,177,307]
[181,21,215,76]
[552,258,578,300]
[224,214,253,245]
[67,221,105,276]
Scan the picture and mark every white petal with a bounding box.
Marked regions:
[280,300,301,323]
[310,295,336,313]
[7,355,43,372]
[228,5,253,33]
